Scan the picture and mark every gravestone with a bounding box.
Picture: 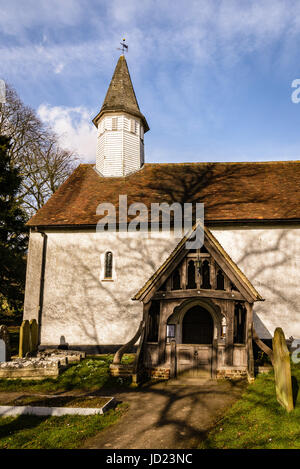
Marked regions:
[19,320,30,357]
[29,319,39,353]
[58,335,69,350]
[272,327,294,413]
[0,339,5,362]
[0,325,10,361]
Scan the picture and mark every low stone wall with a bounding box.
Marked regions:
[111,365,250,382]
[216,367,248,380]
[147,367,170,380]
[37,350,85,363]
[0,358,65,379]
[0,367,62,379]
[255,365,273,375]
[0,350,85,380]
[109,364,134,377]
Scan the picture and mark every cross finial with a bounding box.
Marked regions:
[117,38,128,54]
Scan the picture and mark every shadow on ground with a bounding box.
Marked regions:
[83,378,247,449]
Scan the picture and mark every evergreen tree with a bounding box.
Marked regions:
[0,136,28,318]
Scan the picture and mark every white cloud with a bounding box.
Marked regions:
[0,39,115,81]
[2,0,300,79]
[105,0,300,64]
[37,104,97,163]
[0,0,84,36]
[54,63,65,74]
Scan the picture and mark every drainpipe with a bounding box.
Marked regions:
[36,228,48,345]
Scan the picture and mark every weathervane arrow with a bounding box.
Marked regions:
[117,38,128,54]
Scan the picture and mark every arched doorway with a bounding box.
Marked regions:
[182,306,214,345]
[177,305,214,379]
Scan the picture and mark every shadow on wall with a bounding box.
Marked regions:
[253,313,272,340]
[41,233,174,348]
[42,230,298,347]
[40,163,299,346]
[132,164,300,337]
[236,229,299,337]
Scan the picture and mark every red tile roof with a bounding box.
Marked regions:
[27,161,300,227]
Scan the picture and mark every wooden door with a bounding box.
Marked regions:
[176,305,214,379]
[177,344,212,378]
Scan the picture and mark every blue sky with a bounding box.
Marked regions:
[2,0,300,163]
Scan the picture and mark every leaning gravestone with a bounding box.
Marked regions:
[19,320,30,357]
[29,319,39,353]
[272,327,294,413]
[0,325,11,361]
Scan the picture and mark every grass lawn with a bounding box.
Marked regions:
[0,354,134,393]
[200,363,300,449]
[0,404,128,449]
[0,354,134,448]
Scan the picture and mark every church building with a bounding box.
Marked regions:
[23,54,300,380]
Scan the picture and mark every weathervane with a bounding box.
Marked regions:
[117,38,128,54]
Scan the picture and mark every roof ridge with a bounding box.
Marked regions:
[77,161,300,168]
[26,161,300,227]
[144,160,300,166]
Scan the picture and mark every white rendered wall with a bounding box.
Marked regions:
[23,225,300,346]
[211,226,300,339]
[24,230,179,346]
[96,114,144,177]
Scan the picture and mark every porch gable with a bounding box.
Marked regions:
[132,224,263,304]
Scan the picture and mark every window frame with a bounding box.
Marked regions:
[101,250,116,282]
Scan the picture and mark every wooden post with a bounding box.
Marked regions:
[210,260,216,290]
[181,260,187,290]
[225,301,234,366]
[252,327,273,363]
[196,262,201,289]
[212,338,218,378]
[170,339,176,379]
[158,302,168,366]
[247,326,255,381]
[246,304,254,381]
[132,321,146,384]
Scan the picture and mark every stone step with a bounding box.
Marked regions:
[167,378,215,386]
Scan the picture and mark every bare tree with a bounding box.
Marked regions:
[0,84,78,215]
